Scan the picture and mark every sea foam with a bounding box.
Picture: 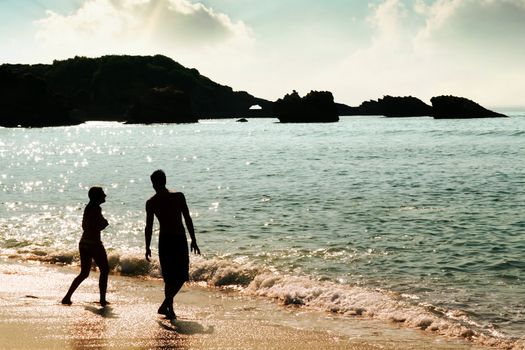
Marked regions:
[188,256,525,350]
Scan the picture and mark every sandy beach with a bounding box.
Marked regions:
[0,259,491,350]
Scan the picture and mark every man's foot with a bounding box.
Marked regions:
[61,297,72,305]
[99,300,109,307]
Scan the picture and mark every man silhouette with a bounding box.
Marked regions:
[145,169,200,319]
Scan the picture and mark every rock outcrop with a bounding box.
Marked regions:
[355,96,432,117]
[338,95,506,119]
[125,86,197,124]
[274,90,339,123]
[430,95,507,119]
[0,69,79,127]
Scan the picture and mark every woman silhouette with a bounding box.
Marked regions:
[62,187,110,306]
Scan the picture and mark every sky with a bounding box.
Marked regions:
[1,0,524,107]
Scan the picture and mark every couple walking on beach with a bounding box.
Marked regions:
[61,169,200,319]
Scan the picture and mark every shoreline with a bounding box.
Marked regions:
[0,258,492,349]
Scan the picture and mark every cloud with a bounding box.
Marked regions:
[331,0,525,106]
[34,0,253,59]
[368,0,410,44]
[413,0,525,105]
[415,0,525,57]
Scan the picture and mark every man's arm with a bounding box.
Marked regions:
[145,202,154,261]
[180,193,200,254]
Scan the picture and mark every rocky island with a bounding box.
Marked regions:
[0,55,272,127]
[0,54,510,127]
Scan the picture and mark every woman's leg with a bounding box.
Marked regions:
[62,245,92,304]
[92,244,109,306]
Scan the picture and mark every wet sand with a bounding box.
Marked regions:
[0,259,490,349]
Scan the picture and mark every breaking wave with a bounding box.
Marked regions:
[2,246,524,349]
[187,256,525,349]
[2,245,160,278]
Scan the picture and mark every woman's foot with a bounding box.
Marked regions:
[166,308,176,320]
[158,305,176,319]
[99,300,109,307]
[61,297,72,305]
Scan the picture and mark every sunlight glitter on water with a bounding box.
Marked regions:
[1,118,524,344]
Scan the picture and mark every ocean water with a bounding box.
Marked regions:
[1,115,524,347]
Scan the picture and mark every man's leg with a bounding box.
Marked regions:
[158,279,184,319]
